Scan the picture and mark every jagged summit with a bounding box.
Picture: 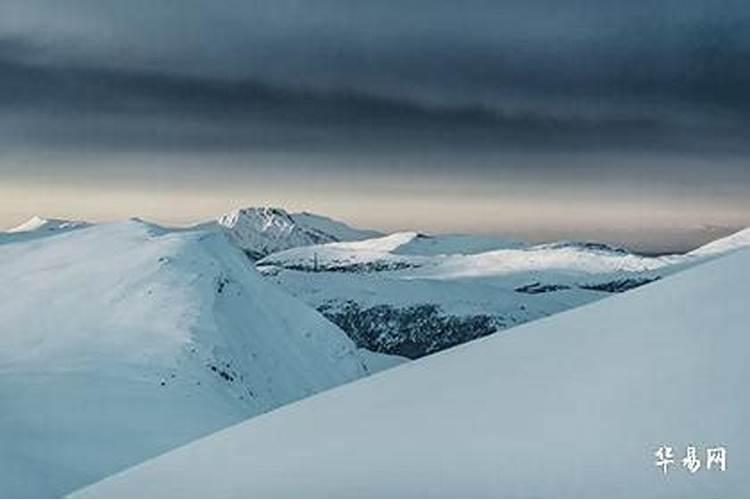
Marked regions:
[217,206,380,259]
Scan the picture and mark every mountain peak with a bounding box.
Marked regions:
[217,206,379,259]
[8,215,54,232]
[227,206,293,220]
[8,215,88,234]
[219,207,295,234]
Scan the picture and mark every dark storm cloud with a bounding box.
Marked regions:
[0,40,672,154]
[0,0,749,154]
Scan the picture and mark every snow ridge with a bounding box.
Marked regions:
[0,219,397,498]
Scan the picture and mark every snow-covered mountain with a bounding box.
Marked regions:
[75,247,750,498]
[216,207,380,259]
[1,215,89,244]
[388,232,524,255]
[7,215,88,233]
[281,230,523,258]
[0,219,400,498]
[3,208,746,496]
[258,234,690,358]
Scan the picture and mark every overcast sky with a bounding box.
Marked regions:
[1,0,749,251]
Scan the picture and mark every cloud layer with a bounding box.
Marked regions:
[1,0,749,154]
[1,0,749,249]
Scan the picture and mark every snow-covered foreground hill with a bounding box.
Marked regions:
[76,248,750,498]
[259,232,697,358]
[0,220,398,498]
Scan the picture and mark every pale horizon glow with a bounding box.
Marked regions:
[2,150,748,253]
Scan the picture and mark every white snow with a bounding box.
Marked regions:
[215,207,379,258]
[260,230,524,268]
[289,231,522,256]
[389,232,524,256]
[257,234,691,356]
[0,219,400,498]
[688,226,750,257]
[75,248,750,498]
[1,215,89,244]
[260,233,682,279]
[7,215,88,233]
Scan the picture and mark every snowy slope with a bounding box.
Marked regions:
[289,211,382,242]
[260,230,523,268]
[389,232,524,255]
[688,226,750,257]
[258,235,689,357]
[272,230,522,258]
[1,215,89,244]
[76,248,750,498]
[216,207,379,259]
[0,220,398,498]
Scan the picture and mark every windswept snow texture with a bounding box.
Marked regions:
[77,249,750,498]
[216,207,380,259]
[259,233,694,358]
[0,220,397,498]
[0,216,89,244]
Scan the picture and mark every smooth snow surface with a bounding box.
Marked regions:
[77,249,750,498]
[689,226,750,257]
[0,220,397,498]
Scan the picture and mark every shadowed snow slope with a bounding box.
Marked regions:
[77,248,750,498]
[0,220,395,498]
